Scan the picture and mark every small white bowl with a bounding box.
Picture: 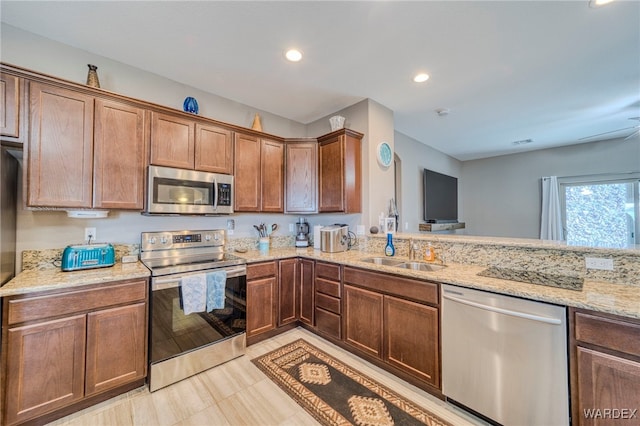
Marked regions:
[329,115,345,131]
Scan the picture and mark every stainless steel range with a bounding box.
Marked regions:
[140,229,246,392]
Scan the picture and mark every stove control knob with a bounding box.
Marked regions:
[204,234,212,241]
[160,237,168,244]
[148,237,156,245]
[213,233,220,241]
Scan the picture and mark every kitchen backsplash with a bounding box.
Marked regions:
[22,244,140,271]
[368,234,640,286]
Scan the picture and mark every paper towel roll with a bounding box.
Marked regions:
[313,225,322,249]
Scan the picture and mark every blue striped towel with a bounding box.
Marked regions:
[181,274,206,315]
[206,270,227,312]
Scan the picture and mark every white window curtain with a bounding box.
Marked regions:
[540,176,563,240]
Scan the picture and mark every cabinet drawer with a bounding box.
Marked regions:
[7,279,147,325]
[247,261,277,280]
[574,311,640,358]
[344,267,438,305]
[315,277,341,298]
[315,308,341,339]
[316,292,341,315]
[315,261,341,281]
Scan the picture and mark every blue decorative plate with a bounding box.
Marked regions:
[183,97,199,114]
[377,142,393,167]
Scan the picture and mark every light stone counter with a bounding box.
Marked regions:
[234,246,640,320]
[0,262,150,297]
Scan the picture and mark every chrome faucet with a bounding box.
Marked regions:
[408,238,419,260]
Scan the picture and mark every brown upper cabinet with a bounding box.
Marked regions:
[93,99,146,209]
[318,129,363,213]
[1,72,25,143]
[285,139,318,213]
[149,111,233,174]
[234,132,284,212]
[27,82,146,210]
[149,112,194,169]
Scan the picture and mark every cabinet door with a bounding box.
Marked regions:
[260,138,284,212]
[247,276,277,337]
[278,258,298,326]
[233,133,261,211]
[575,347,640,426]
[195,123,233,174]
[150,111,195,169]
[285,141,317,213]
[93,99,146,209]
[384,295,440,388]
[1,73,20,139]
[28,82,94,207]
[318,135,344,212]
[343,284,383,358]
[85,302,147,396]
[299,258,315,326]
[5,315,86,425]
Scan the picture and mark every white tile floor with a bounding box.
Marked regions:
[47,328,486,425]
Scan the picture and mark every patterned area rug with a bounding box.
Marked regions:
[251,339,453,426]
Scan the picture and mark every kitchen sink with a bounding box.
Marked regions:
[359,257,404,266]
[395,261,447,271]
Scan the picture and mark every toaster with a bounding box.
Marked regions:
[61,243,115,271]
[320,225,351,253]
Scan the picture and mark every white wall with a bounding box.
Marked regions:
[394,131,463,232]
[461,137,640,238]
[2,25,367,270]
[1,25,306,138]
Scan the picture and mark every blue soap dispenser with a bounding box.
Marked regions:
[384,233,395,256]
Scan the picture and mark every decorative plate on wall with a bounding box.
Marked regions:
[377,141,393,168]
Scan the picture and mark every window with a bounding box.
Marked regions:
[559,174,640,248]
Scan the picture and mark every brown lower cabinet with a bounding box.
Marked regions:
[246,261,278,340]
[343,267,441,390]
[570,308,640,426]
[2,279,148,426]
[278,258,298,326]
[299,258,315,326]
[314,261,341,339]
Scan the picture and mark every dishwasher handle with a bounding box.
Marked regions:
[442,292,563,325]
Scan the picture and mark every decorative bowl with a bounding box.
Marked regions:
[329,115,345,131]
[183,97,199,114]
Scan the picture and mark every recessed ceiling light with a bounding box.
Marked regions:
[413,73,430,83]
[285,49,303,62]
[589,0,615,7]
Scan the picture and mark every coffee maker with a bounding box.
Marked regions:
[295,218,310,247]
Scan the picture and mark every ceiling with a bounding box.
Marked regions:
[2,1,639,161]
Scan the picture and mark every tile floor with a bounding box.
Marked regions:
[47,328,486,425]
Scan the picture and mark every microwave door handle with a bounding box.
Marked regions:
[212,180,218,210]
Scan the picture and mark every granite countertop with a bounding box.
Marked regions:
[235,247,640,320]
[0,262,151,297]
[2,246,638,320]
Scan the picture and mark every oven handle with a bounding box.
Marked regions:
[152,266,246,291]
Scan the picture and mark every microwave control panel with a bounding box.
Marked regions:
[217,183,232,206]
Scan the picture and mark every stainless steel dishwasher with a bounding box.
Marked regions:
[441,284,569,426]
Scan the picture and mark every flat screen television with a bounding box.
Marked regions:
[423,169,458,223]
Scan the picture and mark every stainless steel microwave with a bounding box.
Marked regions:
[145,165,233,215]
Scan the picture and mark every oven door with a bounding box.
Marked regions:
[149,265,246,365]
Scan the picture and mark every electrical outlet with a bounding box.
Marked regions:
[289,223,295,232]
[585,257,614,271]
[226,219,235,230]
[84,227,97,242]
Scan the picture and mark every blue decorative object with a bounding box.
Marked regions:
[183,97,199,114]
